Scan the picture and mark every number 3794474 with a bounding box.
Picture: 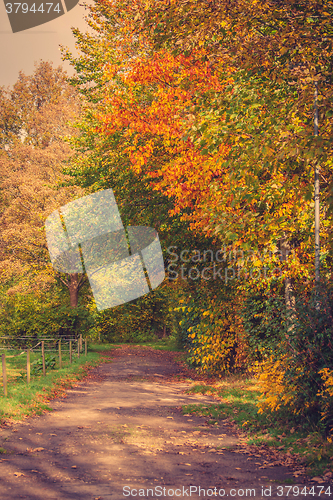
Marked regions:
[5,3,61,14]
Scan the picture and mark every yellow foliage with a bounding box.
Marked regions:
[319,368,333,398]
[258,361,333,432]
[257,355,298,414]
[186,299,247,375]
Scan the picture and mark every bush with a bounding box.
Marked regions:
[257,278,333,435]
[240,288,286,361]
[175,280,247,375]
[0,288,92,347]
[31,354,56,375]
[90,284,175,343]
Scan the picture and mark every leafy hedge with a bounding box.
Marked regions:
[242,278,333,435]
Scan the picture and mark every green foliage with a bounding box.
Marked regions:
[31,354,56,375]
[257,278,333,434]
[89,284,175,344]
[283,280,333,427]
[0,287,92,346]
[240,286,287,360]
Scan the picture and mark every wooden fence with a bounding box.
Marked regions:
[1,335,88,397]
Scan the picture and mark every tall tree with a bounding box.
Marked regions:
[0,62,86,308]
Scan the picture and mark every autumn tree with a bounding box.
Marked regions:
[0,62,87,312]
[60,0,249,361]
[61,0,333,366]
[141,0,333,263]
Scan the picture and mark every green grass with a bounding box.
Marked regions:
[90,337,182,352]
[142,335,182,351]
[87,343,124,352]
[182,377,333,478]
[0,346,104,424]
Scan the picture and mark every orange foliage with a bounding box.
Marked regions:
[96,48,232,236]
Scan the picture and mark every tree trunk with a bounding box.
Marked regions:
[68,273,79,308]
[279,235,296,335]
[279,236,295,311]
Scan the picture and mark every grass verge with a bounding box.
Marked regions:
[182,376,333,479]
[0,345,110,425]
[90,337,182,352]
[144,335,182,351]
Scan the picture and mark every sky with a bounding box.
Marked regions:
[0,0,93,88]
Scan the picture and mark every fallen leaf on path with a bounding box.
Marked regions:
[13,472,24,476]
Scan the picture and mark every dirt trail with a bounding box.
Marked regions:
[0,346,326,499]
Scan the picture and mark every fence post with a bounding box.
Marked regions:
[79,334,82,352]
[77,339,80,359]
[85,338,87,356]
[2,353,7,397]
[69,340,72,364]
[42,341,46,376]
[58,339,62,369]
[27,348,30,384]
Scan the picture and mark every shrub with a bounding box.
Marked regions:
[257,278,333,435]
[240,289,286,361]
[31,354,56,375]
[0,288,92,347]
[90,284,175,343]
[175,280,247,375]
